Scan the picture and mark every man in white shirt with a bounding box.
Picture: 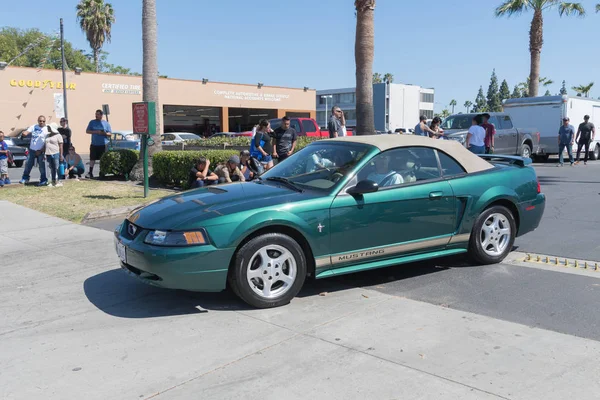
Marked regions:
[19,115,49,186]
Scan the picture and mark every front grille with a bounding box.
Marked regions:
[122,220,142,240]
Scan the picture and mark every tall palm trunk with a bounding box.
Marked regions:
[528,8,543,97]
[355,0,375,135]
[93,48,100,72]
[131,0,161,180]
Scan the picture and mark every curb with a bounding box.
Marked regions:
[81,205,140,224]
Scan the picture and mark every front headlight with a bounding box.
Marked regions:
[144,230,208,246]
[449,134,467,144]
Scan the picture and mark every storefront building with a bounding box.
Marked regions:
[0,66,316,151]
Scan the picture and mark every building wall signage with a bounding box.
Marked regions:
[213,90,290,102]
[102,83,142,95]
[9,79,76,90]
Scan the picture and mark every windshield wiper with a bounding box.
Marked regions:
[265,177,304,192]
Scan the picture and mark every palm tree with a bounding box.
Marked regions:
[597,3,600,12]
[372,72,382,84]
[495,0,585,97]
[518,76,553,97]
[76,0,115,73]
[449,99,457,113]
[383,72,394,84]
[572,82,594,97]
[464,100,473,113]
[355,0,376,135]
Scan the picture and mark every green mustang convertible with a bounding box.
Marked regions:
[115,136,545,308]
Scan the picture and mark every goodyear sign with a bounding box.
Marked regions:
[9,79,76,90]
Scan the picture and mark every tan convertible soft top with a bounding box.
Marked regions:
[323,135,494,174]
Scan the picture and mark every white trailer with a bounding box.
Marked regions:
[503,95,600,161]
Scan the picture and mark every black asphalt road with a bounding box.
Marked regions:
[85,159,600,341]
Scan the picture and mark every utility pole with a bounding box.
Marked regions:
[60,18,68,121]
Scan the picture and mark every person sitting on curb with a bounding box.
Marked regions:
[188,157,218,189]
[215,155,245,184]
[65,146,85,180]
[239,150,254,181]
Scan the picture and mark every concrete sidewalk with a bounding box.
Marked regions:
[1,200,599,400]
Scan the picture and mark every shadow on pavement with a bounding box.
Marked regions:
[84,255,471,318]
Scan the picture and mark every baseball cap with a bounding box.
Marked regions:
[228,155,240,165]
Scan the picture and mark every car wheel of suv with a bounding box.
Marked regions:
[520,144,532,159]
[13,160,24,168]
[229,233,307,308]
[469,205,516,265]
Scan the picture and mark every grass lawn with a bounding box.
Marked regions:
[0,180,172,223]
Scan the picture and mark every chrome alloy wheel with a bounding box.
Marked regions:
[480,213,511,257]
[247,245,297,299]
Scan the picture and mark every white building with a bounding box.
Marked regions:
[317,83,435,132]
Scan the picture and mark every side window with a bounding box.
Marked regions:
[302,120,317,133]
[164,134,175,141]
[489,116,499,128]
[500,115,513,129]
[113,134,123,141]
[291,120,302,132]
[437,151,466,177]
[356,147,440,189]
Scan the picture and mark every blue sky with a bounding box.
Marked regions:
[2,0,600,112]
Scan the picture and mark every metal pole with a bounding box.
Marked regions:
[143,135,149,198]
[325,97,328,128]
[60,18,68,121]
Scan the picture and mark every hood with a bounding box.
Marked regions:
[129,182,319,230]
[443,129,468,136]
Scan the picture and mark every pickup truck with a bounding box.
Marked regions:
[269,117,332,137]
[441,112,540,158]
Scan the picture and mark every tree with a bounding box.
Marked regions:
[572,82,594,97]
[372,72,382,84]
[355,0,376,134]
[383,72,394,84]
[495,0,585,97]
[486,69,502,111]
[518,76,553,97]
[544,89,552,96]
[511,85,522,98]
[76,0,116,73]
[132,0,161,180]
[464,100,473,113]
[449,99,457,113]
[559,80,568,95]
[473,86,488,112]
[440,109,450,119]
[499,79,511,102]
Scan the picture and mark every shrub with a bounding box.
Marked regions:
[186,137,251,147]
[100,150,139,179]
[153,150,238,189]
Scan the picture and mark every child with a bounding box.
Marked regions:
[0,131,9,187]
[188,157,218,189]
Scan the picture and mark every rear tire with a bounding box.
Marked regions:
[590,144,600,161]
[229,233,307,308]
[520,144,532,159]
[13,160,24,168]
[469,205,516,265]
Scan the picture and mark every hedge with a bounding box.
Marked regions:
[99,149,139,179]
[153,150,238,189]
[185,135,323,150]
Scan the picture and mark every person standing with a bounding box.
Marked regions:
[558,117,575,167]
[273,116,298,163]
[414,115,437,137]
[429,117,444,139]
[0,131,9,187]
[328,106,345,138]
[574,115,596,165]
[44,125,64,187]
[253,119,274,170]
[58,118,72,158]
[466,115,486,154]
[19,115,49,186]
[481,113,496,154]
[86,109,112,178]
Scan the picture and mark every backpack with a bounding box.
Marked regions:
[247,157,264,177]
[249,132,266,160]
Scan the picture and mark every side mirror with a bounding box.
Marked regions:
[347,179,379,196]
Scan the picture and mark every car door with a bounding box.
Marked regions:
[327,147,456,269]
[494,115,517,154]
[302,119,318,137]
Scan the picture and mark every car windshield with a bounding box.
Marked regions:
[441,115,473,130]
[178,134,200,140]
[260,142,372,192]
[269,119,282,130]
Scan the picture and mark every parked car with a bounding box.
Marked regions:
[442,113,540,158]
[109,132,141,151]
[114,135,545,309]
[161,132,202,145]
[503,95,600,161]
[3,137,28,167]
[269,117,332,137]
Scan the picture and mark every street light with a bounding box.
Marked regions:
[320,95,333,128]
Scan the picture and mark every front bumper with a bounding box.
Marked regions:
[516,193,545,237]
[113,222,234,292]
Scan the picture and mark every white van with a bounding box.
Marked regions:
[503,95,600,161]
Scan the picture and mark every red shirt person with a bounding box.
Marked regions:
[481,113,496,154]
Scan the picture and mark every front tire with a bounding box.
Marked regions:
[469,205,516,265]
[590,144,600,161]
[520,143,532,159]
[229,233,307,308]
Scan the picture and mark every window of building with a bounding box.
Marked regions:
[436,151,466,177]
[339,93,355,104]
[419,109,434,119]
[302,119,317,133]
[420,93,434,103]
[343,109,357,121]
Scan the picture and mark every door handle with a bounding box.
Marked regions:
[429,191,443,199]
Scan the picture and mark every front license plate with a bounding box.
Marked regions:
[116,241,127,264]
